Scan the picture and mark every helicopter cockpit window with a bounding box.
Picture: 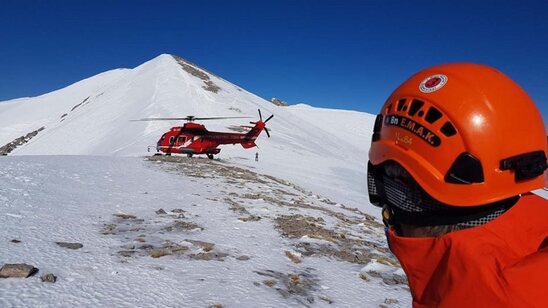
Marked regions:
[169,136,175,144]
[178,136,186,143]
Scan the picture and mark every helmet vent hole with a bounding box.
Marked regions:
[441,122,457,137]
[397,99,406,111]
[425,107,443,124]
[408,99,424,116]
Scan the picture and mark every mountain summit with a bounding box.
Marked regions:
[0,54,375,214]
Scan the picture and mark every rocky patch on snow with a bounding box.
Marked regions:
[0,127,45,155]
[0,263,38,278]
[271,97,289,106]
[172,55,221,93]
[55,242,84,250]
[137,155,408,303]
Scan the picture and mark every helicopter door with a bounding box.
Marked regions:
[177,136,187,144]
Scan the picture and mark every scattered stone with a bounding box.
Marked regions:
[384,298,399,305]
[208,304,223,308]
[164,221,203,232]
[255,269,320,300]
[114,213,137,220]
[319,296,334,304]
[55,242,83,250]
[263,279,277,287]
[383,273,408,286]
[119,250,136,257]
[236,255,250,261]
[10,239,21,243]
[359,272,370,281]
[134,237,146,243]
[138,244,155,251]
[171,208,185,213]
[41,273,57,283]
[238,215,261,222]
[0,264,38,278]
[102,224,117,235]
[155,208,167,215]
[253,281,261,287]
[367,270,382,278]
[189,251,228,261]
[150,249,172,258]
[285,251,301,264]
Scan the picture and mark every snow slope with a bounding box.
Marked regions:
[0,156,410,307]
[0,54,376,217]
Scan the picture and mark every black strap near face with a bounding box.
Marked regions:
[388,196,518,226]
[368,161,519,227]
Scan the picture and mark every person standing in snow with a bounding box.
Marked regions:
[367,63,547,307]
[255,152,259,162]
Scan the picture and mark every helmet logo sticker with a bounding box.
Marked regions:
[385,114,441,147]
[419,74,448,93]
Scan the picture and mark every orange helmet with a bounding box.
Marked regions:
[369,63,547,207]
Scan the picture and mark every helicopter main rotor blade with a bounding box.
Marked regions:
[264,114,274,123]
[258,109,263,121]
[193,116,252,121]
[265,127,271,138]
[130,117,189,121]
[131,116,252,122]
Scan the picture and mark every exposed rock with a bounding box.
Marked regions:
[155,208,167,215]
[383,273,408,286]
[238,215,261,222]
[41,273,57,283]
[189,251,228,261]
[384,298,399,305]
[55,242,83,250]
[172,55,221,93]
[0,127,45,156]
[359,272,370,281]
[285,251,301,264]
[255,269,320,301]
[164,220,203,232]
[0,264,38,278]
[271,97,289,106]
[236,255,250,261]
[171,208,185,213]
[203,80,221,93]
[10,239,21,243]
[263,279,277,287]
[102,224,117,235]
[113,213,137,220]
[119,250,136,257]
[71,96,89,111]
[319,296,334,304]
[150,249,172,258]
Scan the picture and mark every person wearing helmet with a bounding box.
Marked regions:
[367,63,547,307]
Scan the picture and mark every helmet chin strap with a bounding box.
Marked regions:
[369,161,519,229]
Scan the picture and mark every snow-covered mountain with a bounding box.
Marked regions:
[0,54,376,216]
[0,55,413,307]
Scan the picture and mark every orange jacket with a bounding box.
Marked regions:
[387,193,548,308]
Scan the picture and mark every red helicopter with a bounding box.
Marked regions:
[133,109,273,159]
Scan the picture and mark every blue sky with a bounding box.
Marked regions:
[1,0,547,121]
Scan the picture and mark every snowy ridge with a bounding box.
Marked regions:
[0,55,412,306]
[0,54,376,217]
